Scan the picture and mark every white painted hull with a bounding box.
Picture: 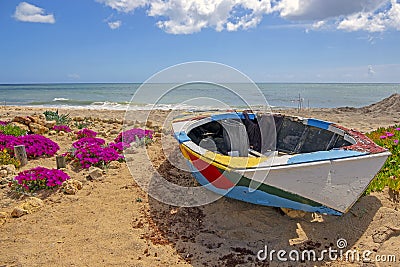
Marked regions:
[237,151,390,213]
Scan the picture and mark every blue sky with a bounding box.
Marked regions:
[1,0,400,83]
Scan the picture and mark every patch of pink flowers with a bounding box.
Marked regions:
[114,128,153,144]
[386,132,394,137]
[72,143,123,169]
[13,166,70,192]
[75,128,97,139]
[65,129,127,169]
[53,125,71,133]
[0,133,59,158]
[0,134,18,149]
[108,142,130,152]
[72,137,105,149]
[0,121,9,126]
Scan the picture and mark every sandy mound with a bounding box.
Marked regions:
[360,93,400,113]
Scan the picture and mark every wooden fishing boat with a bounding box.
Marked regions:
[172,111,390,215]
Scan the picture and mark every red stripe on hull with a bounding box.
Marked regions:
[187,152,235,190]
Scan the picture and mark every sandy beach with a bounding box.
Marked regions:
[0,96,400,267]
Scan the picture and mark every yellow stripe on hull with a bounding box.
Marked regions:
[180,144,269,170]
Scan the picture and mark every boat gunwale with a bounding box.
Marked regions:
[181,142,391,171]
[172,111,389,169]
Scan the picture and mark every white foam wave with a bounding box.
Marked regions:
[53,98,69,101]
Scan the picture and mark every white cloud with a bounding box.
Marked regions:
[368,65,375,76]
[338,12,386,32]
[387,0,400,30]
[14,2,55,24]
[96,0,149,13]
[275,0,386,20]
[338,0,400,32]
[97,0,400,34]
[98,0,273,34]
[108,20,122,29]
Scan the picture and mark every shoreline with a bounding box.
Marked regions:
[1,104,398,133]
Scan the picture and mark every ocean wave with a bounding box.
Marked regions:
[53,98,70,101]
[25,99,270,111]
[23,102,236,111]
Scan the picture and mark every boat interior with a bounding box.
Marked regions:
[187,114,352,157]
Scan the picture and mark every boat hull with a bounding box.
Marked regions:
[183,145,389,215]
[185,155,342,215]
[173,112,390,215]
[236,152,390,214]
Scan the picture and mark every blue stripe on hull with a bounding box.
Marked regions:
[306,118,331,130]
[287,150,366,164]
[211,112,255,121]
[187,161,342,216]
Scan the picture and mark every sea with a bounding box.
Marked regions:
[0,83,398,110]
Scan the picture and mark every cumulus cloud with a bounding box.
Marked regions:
[96,0,400,34]
[108,20,122,29]
[338,0,400,32]
[338,12,386,32]
[96,0,148,13]
[98,0,273,34]
[275,0,386,20]
[14,2,55,24]
[150,0,273,34]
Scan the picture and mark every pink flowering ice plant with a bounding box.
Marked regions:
[75,128,97,139]
[0,133,59,158]
[72,137,105,149]
[65,130,126,169]
[12,166,70,193]
[114,128,153,145]
[53,125,72,133]
[386,132,394,137]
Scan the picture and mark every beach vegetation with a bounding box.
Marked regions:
[64,129,127,169]
[0,124,27,136]
[366,126,400,194]
[43,110,71,125]
[0,133,59,159]
[0,149,20,168]
[74,120,92,129]
[75,128,97,139]
[53,125,72,133]
[10,166,70,193]
[114,128,153,147]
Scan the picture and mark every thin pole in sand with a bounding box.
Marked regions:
[297,93,303,112]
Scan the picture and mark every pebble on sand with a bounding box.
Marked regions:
[11,197,44,218]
